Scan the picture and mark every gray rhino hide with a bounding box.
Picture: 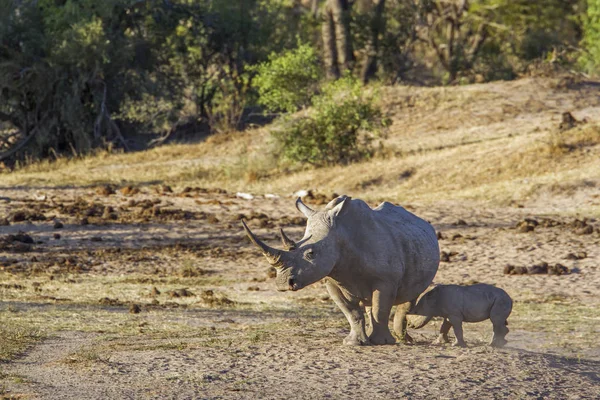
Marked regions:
[243,196,440,345]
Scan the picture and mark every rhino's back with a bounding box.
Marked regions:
[371,202,438,254]
[371,202,440,302]
[373,202,435,236]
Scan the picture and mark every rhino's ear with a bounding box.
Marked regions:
[325,195,349,210]
[328,196,351,220]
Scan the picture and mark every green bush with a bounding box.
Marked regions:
[252,44,321,113]
[474,41,516,82]
[580,1,600,74]
[272,76,389,166]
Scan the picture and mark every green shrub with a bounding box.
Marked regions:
[474,41,516,82]
[272,76,389,166]
[252,44,321,113]
[580,1,600,74]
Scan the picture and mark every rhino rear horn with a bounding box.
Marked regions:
[295,197,315,218]
[279,228,296,250]
[241,220,282,266]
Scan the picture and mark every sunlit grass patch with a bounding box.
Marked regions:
[510,300,599,352]
[62,347,111,366]
[0,323,44,362]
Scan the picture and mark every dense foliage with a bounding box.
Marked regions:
[252,44,321,113]
[273,76,388,166]
[0,0,593,167]
[0,0,300,165]
[581,1,600,73]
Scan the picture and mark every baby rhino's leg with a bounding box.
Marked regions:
[490,321,508,348]
[436,318,451,344]
[448,316,466,347]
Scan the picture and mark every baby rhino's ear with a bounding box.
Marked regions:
[422,288,438,307]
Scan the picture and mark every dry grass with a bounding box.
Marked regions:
[0,323,44,362]
[546,123,600,155]
[2,77,599,209]
[511,301,599,354]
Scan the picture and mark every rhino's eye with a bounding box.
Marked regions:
[304,249,314,261]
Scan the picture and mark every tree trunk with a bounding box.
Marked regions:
[322,4,340,79]
[322,0,354,79]
[333,0,354,73]
[361,0,386,83]
[310,0,320,17]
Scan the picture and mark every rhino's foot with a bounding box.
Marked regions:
[369,331,396,345]
[452,340,467,348]
[490,338,507,348]
[343,332,370,346]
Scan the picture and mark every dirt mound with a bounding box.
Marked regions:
[166,288,195,298]
[180,186,228,195]
[119,185,141,196]
[301,190,339,206]
[98,297,124,306]
[566,252,587,260]
[199,289,235,306]
[514,217,597,235]
[0,233,35,253]
[129,304,142,314]
[504,263,570,276]
[235,212,304,229]
[9,209,47,222]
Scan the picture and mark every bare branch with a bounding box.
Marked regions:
[0,126,36,163]
[106,112,129,152]
[94,82,107,141]
[0,111,23,130]
[466,23,488,63]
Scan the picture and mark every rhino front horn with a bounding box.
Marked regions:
[279,228,296,250]
[241,220,282,266]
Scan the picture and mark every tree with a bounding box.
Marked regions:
[417,0,488,82]
[322,0,354,78]
[0,0,306,165]
[361,0,387,83]
[580,0,600,74]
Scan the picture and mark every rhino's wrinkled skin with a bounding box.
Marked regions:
[407,284,513,348]
[242,195,440,345]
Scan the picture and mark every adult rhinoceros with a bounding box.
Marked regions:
[242,195,440,345]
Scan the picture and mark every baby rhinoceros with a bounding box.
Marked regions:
[407,284,512,348]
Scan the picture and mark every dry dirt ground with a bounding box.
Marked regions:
[0,186,599,399]
[1,76,600,399]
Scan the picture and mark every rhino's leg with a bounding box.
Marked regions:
[326,281,369,346]
[490,321,509,348]
[448,316,466,347]
[368,285,396,345]
[436,318,451,344]
[393,301,415,344]
[490,298,511,347]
